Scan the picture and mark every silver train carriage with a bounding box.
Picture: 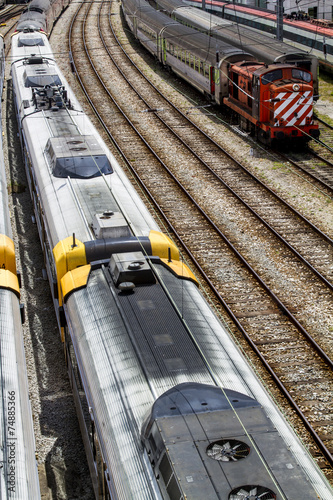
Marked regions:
[154,0,319,100]
[16,0,70,34]
[10,26,333,500]
[122,0,257,103]
[0,34,41,499]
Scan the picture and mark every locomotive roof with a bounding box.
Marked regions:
[254,63,304,75]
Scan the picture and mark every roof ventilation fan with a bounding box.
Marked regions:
[229,485,276,500]
[206,439,250,462]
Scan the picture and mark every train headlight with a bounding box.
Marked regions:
[292,83,300,91]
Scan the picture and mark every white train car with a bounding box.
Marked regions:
[10,29,333,500]
[0,34,41,499]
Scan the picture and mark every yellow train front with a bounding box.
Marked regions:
[224,62,320,145]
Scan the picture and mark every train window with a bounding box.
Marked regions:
[52,155,112,179]
[23,6,43,13]
[24,69,62,88]
[93,429,105,497]
[66,330,91,436]
[18,37,45,47]
[160,453,172,485]
[190,54,195,68]
[292,69,311,83]
[104,465,111,500]
[159,453,182,500]
[261,69,283,85]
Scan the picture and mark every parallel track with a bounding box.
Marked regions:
[68,0,333,477]
[276,118,333,192]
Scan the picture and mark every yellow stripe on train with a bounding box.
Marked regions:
[0,234,17,275]
[0,269,20,296]
[149,230,180,261]
[53,236,87,306]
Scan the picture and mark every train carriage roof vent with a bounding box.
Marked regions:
[27,56,44,65]
[45,136,113,179]
[92,211,131,239]
[110,251,155,287]
[229,485,276,500]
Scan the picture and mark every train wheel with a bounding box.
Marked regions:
[257,128,270,146]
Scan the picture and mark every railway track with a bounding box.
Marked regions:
[67,0,333,480]
[0,5,24,50]
[0,4,24,24]
[276,118,333,192]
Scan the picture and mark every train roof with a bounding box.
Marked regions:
[23,0,51,12]
[126,0,251,60]
[182,10,316,61]
[64,254,325,499]
[136,4,252,61]
[0,287,42,498]
[162,22,252,60]
[135,5,178,31]
[0,34,40,496]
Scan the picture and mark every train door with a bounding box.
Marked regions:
[308,6,317,18]
[161,37,167,64]
[252,75,260,120]
[210,66,215,94]
[92,424,105,499]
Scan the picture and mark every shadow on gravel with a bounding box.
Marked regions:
[5,78,94,500]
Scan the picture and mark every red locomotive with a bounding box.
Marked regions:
[224,62,319,144]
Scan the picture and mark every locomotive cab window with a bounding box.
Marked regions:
[261,69,283,85]
[292,68,311,82]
